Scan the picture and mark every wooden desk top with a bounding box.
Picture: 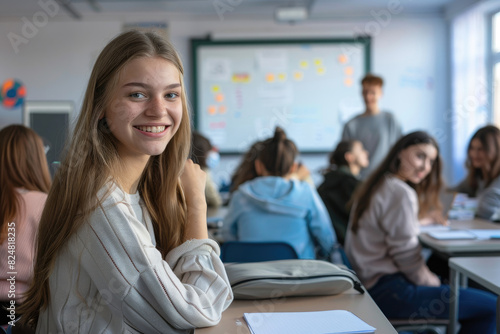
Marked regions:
[449,256,500,295]
[195,288,397,334]
[419,219,500,255]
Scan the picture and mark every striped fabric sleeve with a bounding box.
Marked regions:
[74,196,233,332]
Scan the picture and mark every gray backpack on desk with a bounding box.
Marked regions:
[225,259,365,300]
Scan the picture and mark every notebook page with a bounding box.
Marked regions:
[420,225,451,233]
[467,229,500,240]
[244,309,375,334]
[428,230,476,240]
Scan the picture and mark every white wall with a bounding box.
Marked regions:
[0,13,449,186]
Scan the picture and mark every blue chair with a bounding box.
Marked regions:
[220,241,299,263]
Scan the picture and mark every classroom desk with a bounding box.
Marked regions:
[194,288,397,334]
[448,257,500,334]
[418,218,500,256]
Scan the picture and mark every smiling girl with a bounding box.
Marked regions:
[453,125,500,221]
[345,131,496,333]
[18,30,232,333]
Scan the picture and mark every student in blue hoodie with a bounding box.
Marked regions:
[222,127,336,259]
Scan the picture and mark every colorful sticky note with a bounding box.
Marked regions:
[299,60,309,69]
[316,68,325,75]
[215,93,224,102]
[314,59,323,66]
[293,71,304,81]
[338,54,348,64]
[232,73,250,83]
[266,73,275,82]
[208,105,217,115]
[344,77,353,87]
[219,105,227,114]
[278,73,287,81]
[211,85,220,93]
[344,66,354,76]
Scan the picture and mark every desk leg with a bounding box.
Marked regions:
[448,267,459,334]
[459,274,467,288]
[497,297,500,334]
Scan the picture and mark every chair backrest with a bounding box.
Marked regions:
[220,241,299,263]
[390,318,449,334]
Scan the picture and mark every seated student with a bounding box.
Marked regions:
[222,127,336,259]
[191,131,223,207]
[345,131,496,333]
[229,140,263,194]
[453,125,500,221]
[229,140,314,194]
[0,125,51,322]
[18,30,232,332]
[317,140,369,245]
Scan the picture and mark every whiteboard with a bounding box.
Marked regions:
[191,38,371,153]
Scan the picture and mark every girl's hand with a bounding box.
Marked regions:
[180,159,208,240]
[180,159,207,210]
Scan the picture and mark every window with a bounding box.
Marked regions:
[492,11,500,126]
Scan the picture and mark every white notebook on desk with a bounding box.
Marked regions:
[428,230,476,240]
[428,229,500,240]
[243,309,375,334]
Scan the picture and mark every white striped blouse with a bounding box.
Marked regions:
[36,184,233,333]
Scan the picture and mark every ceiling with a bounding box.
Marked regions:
[2,0,460,21]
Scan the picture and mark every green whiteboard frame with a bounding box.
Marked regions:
[190,37,371,154]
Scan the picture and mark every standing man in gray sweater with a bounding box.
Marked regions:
[342,74,402,179]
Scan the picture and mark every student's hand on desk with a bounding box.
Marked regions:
[180,159,208,240]
[419,209,449,226]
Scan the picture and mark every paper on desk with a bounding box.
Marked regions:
[428,229,500,240]
[243,309,375,334]
[428,230,476,240]
[467,229,500,240]
[420,225,451,233]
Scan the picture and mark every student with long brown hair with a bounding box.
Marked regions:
[222,127,335,259]
[453,125,500,220]
[18,30,232,332]
[345,131,496,333]
[0,125,51,322]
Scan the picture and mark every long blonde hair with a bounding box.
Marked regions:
[0,125,51,243]
[19,30,192,327]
